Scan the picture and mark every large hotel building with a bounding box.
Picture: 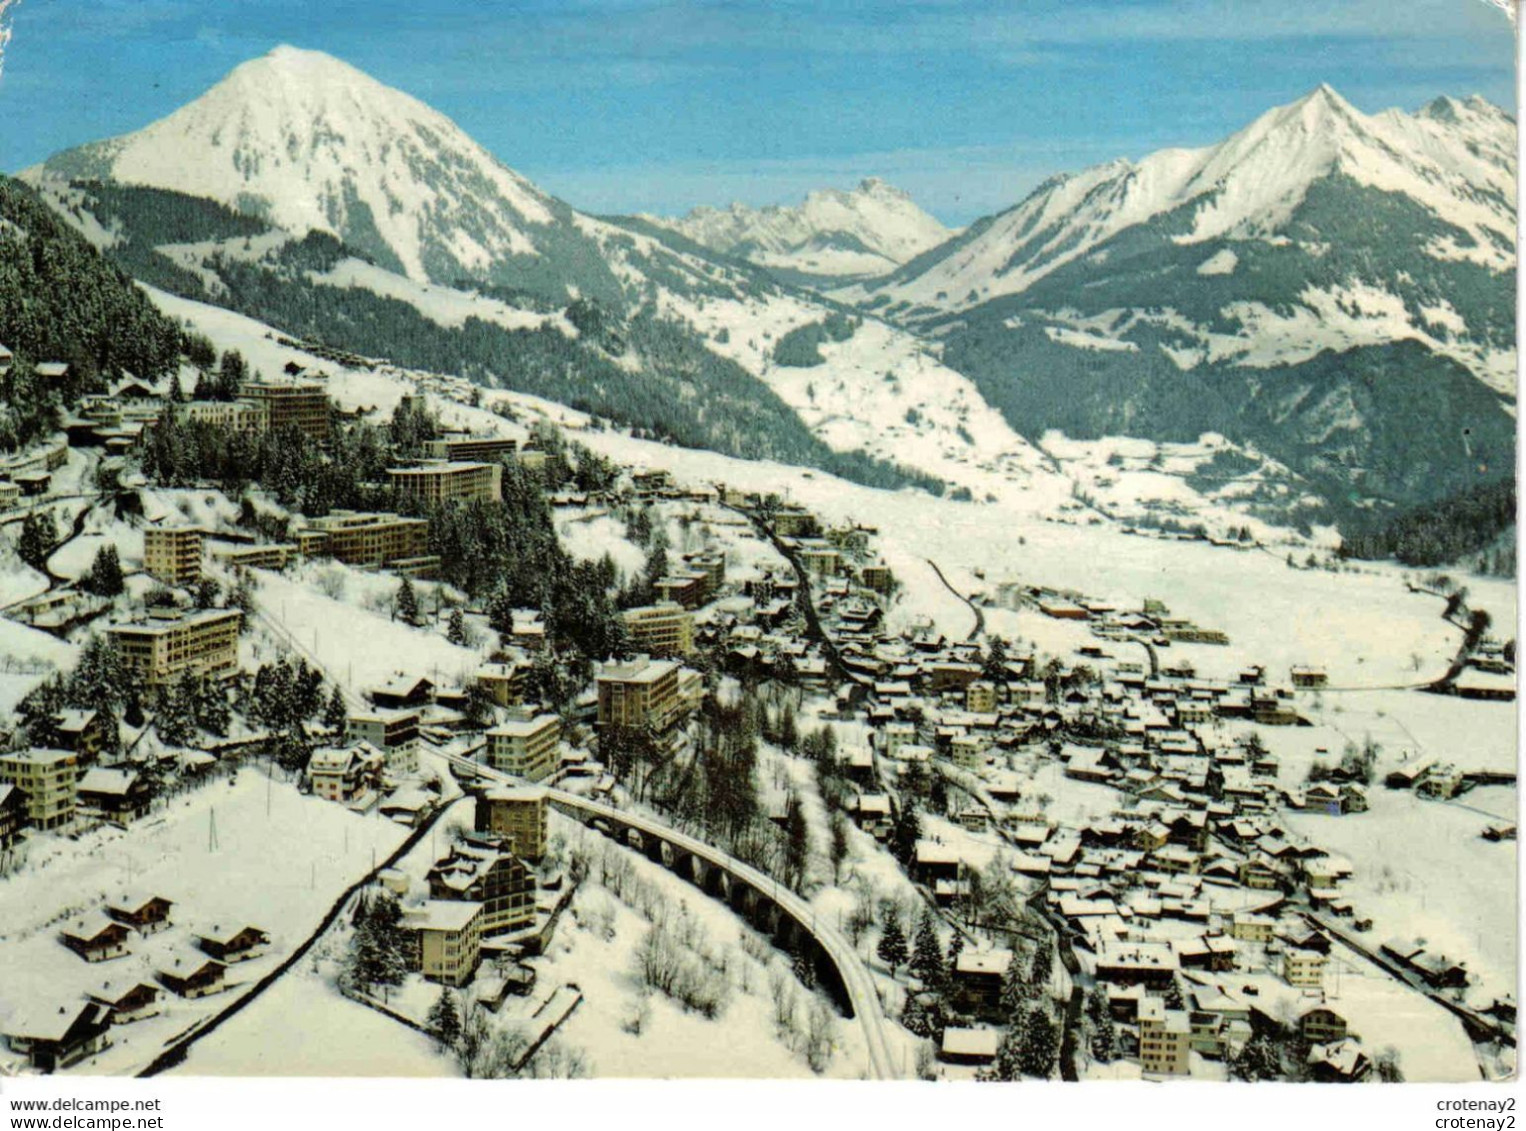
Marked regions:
[239,379,331,442]
[388,461,503,506]
[143,526,204,586]
[297,511,431,569]
[484,713,561,782]
[595,657,685,733]
[107,609,242,688]
[622,602,695,657]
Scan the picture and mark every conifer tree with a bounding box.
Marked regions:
[397,577,420,626]
[902,993,931,1038]
[72,633,127,711]
[1085,985,1116,1063]
[1017,1004,1058,1078]
[18,511,57,572]
[324,686,348,734]
[989,1023,1023,1082]
[911,910,944,989]
[827,809,850,883]
[888,806,921,867]
[230,570,257,626]
[155,673,198,747]
[999,946,1032,1018]
[783,794,810,890]
[1029,941,1054,997]
[778,701,799,752]
[876,912,908,976]
[946,931,966,982]
[123,691,145,730]
[193,677,231,737]
[447,607,467,646]
[82,545,124,597]
[427,988,463,1046]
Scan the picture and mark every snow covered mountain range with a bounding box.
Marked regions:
[849,85,1514,332]
[17,47,1518,531]
[643,179,953,282]
[841,84,1516,518]
[19,47,1059,505]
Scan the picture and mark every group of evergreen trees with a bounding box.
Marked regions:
[242,656,327,771]
[79,545,125,597]
[0,177,184,453]
[1340,477,1515,573]
[982,943,1060,1081]
[12,635,123,759]
[17,512,59,573]
[771,313,858,368]
[340,890,410,996]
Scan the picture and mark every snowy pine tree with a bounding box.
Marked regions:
[989,1024,1023,1082]
[911,910,944,989]
[876,913,908,976]
[82,545,125,596]
[1029,941,1053,997]
[888,805,920,867]
[783,794,810,890]
[17,511,58,572]
[945,931,965,982]
[447,607,467,646]
[999,946,1032,1018]
[1017,1003,1058,1078]
[427,987,462,1046]
[1085,985,1117,1063]
[193,677,231,737]
[154,673,199,747]
[828,808,850,883]
[397,577,420,626]
[324,686,348,734]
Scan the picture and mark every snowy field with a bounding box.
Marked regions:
[170,961,454,1077]
[246,568,486,699]
[0,618,76,716]
[1284,784,1517,1008]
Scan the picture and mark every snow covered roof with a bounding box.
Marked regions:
[106,891,173,916]
[1,1001,110,1043]
[61,913,126,943]
[956,949,1012,977]
[486,714,559,738]
[77,767,139,796]
[195,923,269,946]
[1308,1037,1367,1076]
[53,708,98,733]
[914,840,961,865]
[407,900,482,933]
[942,1027,1000,1058]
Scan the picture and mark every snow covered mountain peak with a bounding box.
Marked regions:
[26,44,563,285]
[646,178,952,280]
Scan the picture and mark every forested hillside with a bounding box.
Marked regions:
[1341,478,1516,573]
[0,176,185,451]
[58,180,939,493]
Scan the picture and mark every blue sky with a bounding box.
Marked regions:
[0,0,1516,224]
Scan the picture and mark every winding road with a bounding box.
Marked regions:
[924,557,983,642]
